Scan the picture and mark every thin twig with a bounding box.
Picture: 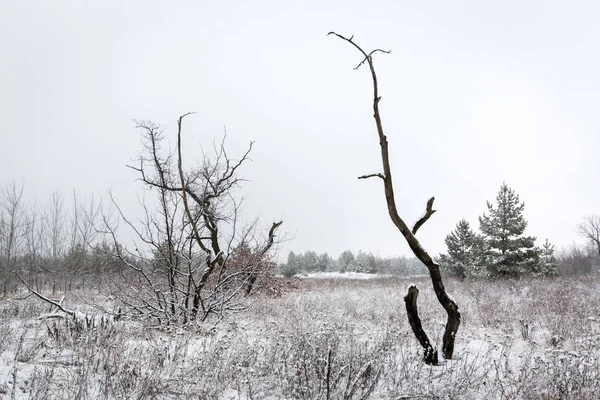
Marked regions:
[358,173,385,180]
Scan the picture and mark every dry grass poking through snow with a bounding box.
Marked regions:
[0,275,599,399]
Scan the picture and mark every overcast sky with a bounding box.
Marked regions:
[1,0,598,260]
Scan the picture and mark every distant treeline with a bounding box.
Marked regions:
[278,250,428,277]
[278,245,599,279]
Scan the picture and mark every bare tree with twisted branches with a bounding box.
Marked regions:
[98,114,282,325]
[329,32,460,364]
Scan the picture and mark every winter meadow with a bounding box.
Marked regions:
[1,118,599,399]
[3,3,600,399]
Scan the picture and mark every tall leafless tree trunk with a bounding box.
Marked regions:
[23,201,45,290]
[44,190,66,270]
[0,181,26,296]
[329,32,460,364]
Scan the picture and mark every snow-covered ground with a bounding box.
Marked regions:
[297,271,430,280]
[297,271,397,280]
[1,275,599,399]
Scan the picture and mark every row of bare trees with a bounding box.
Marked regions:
[0,181,121,295]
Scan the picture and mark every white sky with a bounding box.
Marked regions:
[1,0,598,260]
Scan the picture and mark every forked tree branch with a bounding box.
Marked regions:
[175,114,283,303]
[354,49,392,70]
[327,32,391,72]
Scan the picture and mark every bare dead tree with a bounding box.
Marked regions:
[577,214,600,262]
[329,32,460,364]
[97,115,282,325]
[76,193,101,249]
[0,181,26,296]
[23,202,42,288]
[43,190,67,272]
[58,192,105,288]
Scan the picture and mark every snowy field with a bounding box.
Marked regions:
[1,275,599,399]
[297,272,409,280]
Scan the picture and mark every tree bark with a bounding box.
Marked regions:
[404,286,438,365]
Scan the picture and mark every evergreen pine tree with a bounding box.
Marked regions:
[302,250,319,272]
[317,253,332,272]
[279,251,300,277]
[337,250,356,273]
[439,219,487,278]
[478,183,541,277]
[356,251,377,273]
[539,239,558,276]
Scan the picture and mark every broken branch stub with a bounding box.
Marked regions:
[329,32,460,361]
[412,197,437,235]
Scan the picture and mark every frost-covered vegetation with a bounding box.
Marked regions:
[1,275,599,399]
[1,80,598,398]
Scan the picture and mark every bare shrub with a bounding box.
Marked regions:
[557,244,598,276]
